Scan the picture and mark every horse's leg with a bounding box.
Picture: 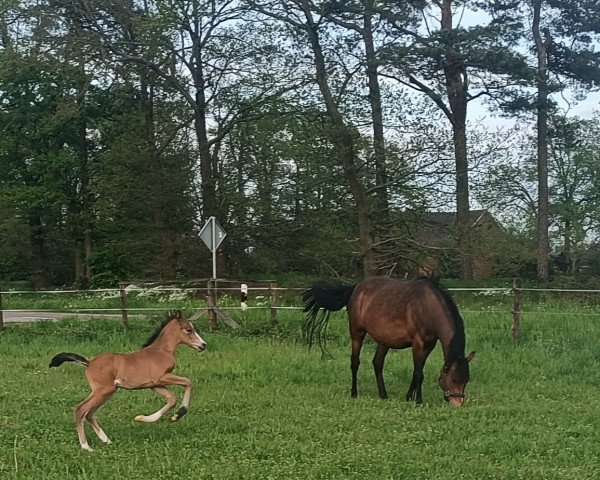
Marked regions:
[75,388,115,451]
[406,341,436,405]
[372,344,390,400]
[87,416,111,445]
[134,387,177,423]
[157,374,193,422]
[350,332,366,398]
[75,394,95,451]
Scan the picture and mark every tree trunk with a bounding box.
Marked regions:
[300,0,376,275]
[453,124,472,279]
[363,0,389,273]
[363,1,389,220]
[29,215,51,289]
[66,13,94,286]
[533,0,550,281]
[140,77,177,278]
[563,218,571,272]
[441,0,472,280]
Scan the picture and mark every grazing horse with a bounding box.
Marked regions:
[303,276,475,406]
[49,310,206,451]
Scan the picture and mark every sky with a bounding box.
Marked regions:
[460,6,600,130]
[469,91,600,131]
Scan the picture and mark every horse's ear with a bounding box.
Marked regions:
[466,351,475,362]
[174,310,182,320]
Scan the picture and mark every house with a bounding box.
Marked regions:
[410,209,507,278]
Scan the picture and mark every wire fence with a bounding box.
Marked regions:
[2,279,600,341]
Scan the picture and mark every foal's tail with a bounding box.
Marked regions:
[49,352,89,368]
[303,281,356,354]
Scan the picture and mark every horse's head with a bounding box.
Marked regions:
[170,310,207,352]
[438,351,475,407]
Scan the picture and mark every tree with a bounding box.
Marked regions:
[249,0,379,275]
[479,0,600,280]
[379,0,529,279]
[475,116,600,276]
[0,2,86,287]
[548,117,600,272]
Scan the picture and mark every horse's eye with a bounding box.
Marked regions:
[185,328,193,334]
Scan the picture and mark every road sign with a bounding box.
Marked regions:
[199,217,226,279]
[199,217,226,251]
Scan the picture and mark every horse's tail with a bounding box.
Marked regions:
[49,352,89,368]
[303,281,356,354]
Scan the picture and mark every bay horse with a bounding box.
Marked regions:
[303,276,475,406]
[49,310,206,451]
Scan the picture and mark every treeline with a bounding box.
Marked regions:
[1,1,600,288]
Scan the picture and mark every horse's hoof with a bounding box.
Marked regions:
[170,414,179,422]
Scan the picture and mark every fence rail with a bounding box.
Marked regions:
[2,279,600,340]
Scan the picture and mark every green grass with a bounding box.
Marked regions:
[1,304,600,479]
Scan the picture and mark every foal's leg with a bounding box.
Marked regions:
[75,388,115,451]
[350,332,366,398]
[134,387,177,423]
[87,415,111,445]
[406,341,435,405]
[157,374,193,422]
[372,344,390,400]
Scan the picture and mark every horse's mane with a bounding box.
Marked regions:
[416,275,466,366]
[142,312,180,348]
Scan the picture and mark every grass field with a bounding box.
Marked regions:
[1,300,600,479]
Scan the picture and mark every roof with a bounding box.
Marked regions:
[419,210,490,227]
[411,209,501,247]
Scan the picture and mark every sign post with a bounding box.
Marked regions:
[197,217,238,330]
[199,216,227,279]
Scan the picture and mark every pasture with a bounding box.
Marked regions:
[1,293,600,479]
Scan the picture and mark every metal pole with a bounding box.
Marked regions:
[212,217,217,279]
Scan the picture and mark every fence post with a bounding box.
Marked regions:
[512,278,521,343]
[240,283,248,311]
[119,283,129,328]
[206,279,217,331]
[0,290,4,331]
[269,282,278,324]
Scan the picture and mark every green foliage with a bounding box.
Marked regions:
[2,0,600,287]
[480,0,600,114]
[87,245,132,288]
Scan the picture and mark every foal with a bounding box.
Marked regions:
[49,310,206,451]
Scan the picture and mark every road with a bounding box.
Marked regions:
[1,311,123,323]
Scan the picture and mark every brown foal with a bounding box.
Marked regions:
[49,310,206,451]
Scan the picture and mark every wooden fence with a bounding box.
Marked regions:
[1,279,600,342]
[0,279,305,332]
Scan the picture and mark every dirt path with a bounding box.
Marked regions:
[2,311,123,323]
